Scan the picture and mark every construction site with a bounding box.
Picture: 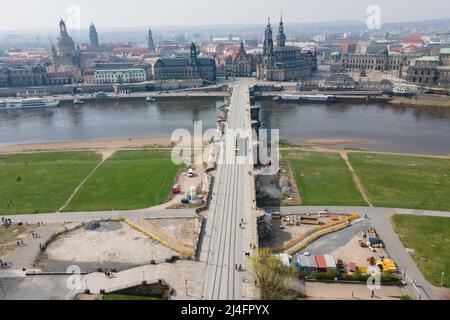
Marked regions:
[258,209,406,298]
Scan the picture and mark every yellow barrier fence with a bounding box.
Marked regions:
[140,218,195,249]
[272,213,360,254]
[124,218,194,256]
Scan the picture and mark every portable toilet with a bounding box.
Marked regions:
[189,186,197,199]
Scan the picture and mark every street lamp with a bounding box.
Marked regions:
[441,272,445,287]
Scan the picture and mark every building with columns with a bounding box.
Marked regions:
[257,16,317,81]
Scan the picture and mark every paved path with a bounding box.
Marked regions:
[68,260,204,300]
[202,81,255,300]
[1,208,195,224]
[340,152,373,207]
[264,206,450,300]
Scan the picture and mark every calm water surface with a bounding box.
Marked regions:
[258,101,450,155]
[0,99,222,146]
[1,98,450,155]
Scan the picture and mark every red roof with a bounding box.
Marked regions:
[112,47,149,53]
[315,255,327,269]
[402,37,422,44]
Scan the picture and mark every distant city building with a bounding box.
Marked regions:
[0,64,48,87]
[89,23,100,47]
[153,42,216,82]
[224,41,252,77]
[94,68,147,84]
[406,48,450,85]
[257,17,317,81]
[52,19,81,70]
[147,28,156,54]
[341,50,406,73]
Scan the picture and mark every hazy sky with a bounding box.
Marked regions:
[0,0,449,30]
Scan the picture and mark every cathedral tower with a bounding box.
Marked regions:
[276,13,286,47]
[263,18,274,56]
[148,28,156,54]
[89,23,99,47]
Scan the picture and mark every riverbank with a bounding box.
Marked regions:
[390,94,450,108]
[0,136,172,154]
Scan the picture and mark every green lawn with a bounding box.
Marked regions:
[102,294,163,300]
[283,151,366,206]
[0,152,101,215]
[65,150,180,212]
[348,153,450,211]
[392,214,450,287]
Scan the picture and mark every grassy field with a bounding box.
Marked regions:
[283,151,366,206]
[392,214,450,287]
[65,150,180,212]
[0,152,101,215]
[348,153,450,211]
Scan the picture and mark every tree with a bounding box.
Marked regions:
[250,249,306,300]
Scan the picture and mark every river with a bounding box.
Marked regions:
[258,101,450,156]
[1,99,450,155]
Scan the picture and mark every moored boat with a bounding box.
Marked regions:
[0,97,60,110]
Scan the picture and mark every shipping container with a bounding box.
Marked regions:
[315,254,327,271]
[324,254,337,269]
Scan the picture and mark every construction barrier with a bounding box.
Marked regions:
[124,218,194,256]
[272,213,360,255]
[140,218,195,249]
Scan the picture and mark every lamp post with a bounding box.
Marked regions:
[441,272,445,287]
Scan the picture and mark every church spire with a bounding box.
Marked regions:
[277,12,286,47]
[148,27,156,54]
[263,18,274,56]
[89,23,99,47]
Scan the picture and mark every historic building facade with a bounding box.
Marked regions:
[341,50,406,72]
[257,17,317,81]
[153,42,216,82]
[52,19,81,70]
[224,41,252,77]
[406,48,450,85]
[0,64,48,87]
[94,68,147,84]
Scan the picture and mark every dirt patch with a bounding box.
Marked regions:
[37,221,177,272]
[331,234,388,267]
[0,224,30,257]
[0,137,172,154]
[147,218,197,246]
[304,139,368,146]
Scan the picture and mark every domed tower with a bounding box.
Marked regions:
[56,19,75,57]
